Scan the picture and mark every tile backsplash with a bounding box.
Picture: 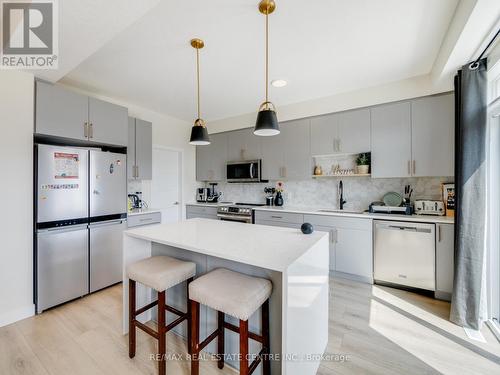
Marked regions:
[212,177,452,211]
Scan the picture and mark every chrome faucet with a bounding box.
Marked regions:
[338,180,346,210]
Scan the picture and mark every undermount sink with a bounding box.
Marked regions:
[316,209,364,214]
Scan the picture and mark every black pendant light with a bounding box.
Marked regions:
[254,0,280,136]
[189,38,210,145]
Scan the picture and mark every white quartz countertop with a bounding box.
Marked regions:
[124,218,328,272]
[128,208,162,216]
[254,205,455,224]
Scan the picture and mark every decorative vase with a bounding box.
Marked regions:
[314,165,323,176]
[356,165,369,175]
[274,192,284,206]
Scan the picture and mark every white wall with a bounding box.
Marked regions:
[208,74,452,133]
[0,71,35,326]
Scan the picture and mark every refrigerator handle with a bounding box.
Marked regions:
[89,219,126,228]
[37,224,89,234]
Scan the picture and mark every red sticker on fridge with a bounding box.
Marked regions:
[54,152,79,179]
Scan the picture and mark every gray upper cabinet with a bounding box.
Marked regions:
[35,81,128,146]
[88,97,128,146]
[310,109,371,156]
[35,81,89,140]
[411,94,454,177]
[282,119,311,180]
[371,102,412,178]
[196,133,227,182]
[310,113,338,156]
[227,128,262,161]
[128,117,152,180]
[261,131,285,180]
[337,108,371,154]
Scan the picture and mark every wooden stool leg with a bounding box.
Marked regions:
[186,277,193,355]
[128,279,136,359]
[217,311,225,369]
[158,291,166,375]
[262,300,270,375]
[239,319,249,375]
[190,300,200,375]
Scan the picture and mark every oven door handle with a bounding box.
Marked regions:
[217,213,252,222]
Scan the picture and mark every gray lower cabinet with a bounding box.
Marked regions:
[304,214,373,283]
[186,205,218,220]
[254,210,304,228]
[36,81,89,141]
[196,133,227,182]
[88,97,128,146]
[128,117,152,180]
[435,223,454,301]
[35,81,128,146]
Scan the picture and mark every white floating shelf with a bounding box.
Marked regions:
[312,174,371,178]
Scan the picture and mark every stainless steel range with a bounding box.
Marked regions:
[217,203,265,224]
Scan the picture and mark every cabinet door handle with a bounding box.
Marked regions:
[270,215,283,219]
[413,160,416,175]
[407,160,411,175]
[89,123,94,139]
[330,228,338,244]
[84,122,88,138]
[338,139,342,152]
[438,225,442,242]
[282,167,287,178]
[136,165,139,178]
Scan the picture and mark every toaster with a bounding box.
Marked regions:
[414,200,445,216]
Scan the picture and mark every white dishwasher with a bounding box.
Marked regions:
[374,220,435,291]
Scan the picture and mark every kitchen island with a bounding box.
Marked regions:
[123,218,329,375]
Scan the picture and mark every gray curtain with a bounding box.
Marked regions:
[450,59,488,330]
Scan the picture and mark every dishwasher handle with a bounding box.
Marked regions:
[376,222,433,234]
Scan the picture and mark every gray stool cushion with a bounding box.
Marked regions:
[126,256,196,292]
[189,268,272,321]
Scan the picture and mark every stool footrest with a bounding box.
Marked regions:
[223,321,264,344]
[135,320,159,340]
[136,300,158,316]
[248,348,267,374]
[198,328,220,352]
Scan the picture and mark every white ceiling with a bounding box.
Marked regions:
[62,0,459,122]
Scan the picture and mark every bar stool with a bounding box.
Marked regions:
[127,256,196,375]
[189,268,272,375]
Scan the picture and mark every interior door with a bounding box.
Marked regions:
[90,219,127,292]
[36,225,89,313]
[90,150,127,218]
[37,145,88,223]
[151,147,182,223]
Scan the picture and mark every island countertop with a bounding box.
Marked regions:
[124,217,328,272]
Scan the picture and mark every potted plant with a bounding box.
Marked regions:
[355,153,370,175]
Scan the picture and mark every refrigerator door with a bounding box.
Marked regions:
[90,150,127,219]
[36,225,89,313]
[89,219,127,292]
[37,145,88,224]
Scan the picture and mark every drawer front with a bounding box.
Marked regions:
[186,213,218,220]
[255,220,303,229]
[186,205,218,217]
[304,214,371,231]
[254,210,304,224]
[127,212,161,227]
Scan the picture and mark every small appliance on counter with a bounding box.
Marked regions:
[128,192,143,210]
[197,187,209,202]
[414,199,445,216]
[369,203,413,215]
[207,183,223,203]
[264,186,276,206]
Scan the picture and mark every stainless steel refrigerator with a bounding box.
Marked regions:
[35,144,127,314]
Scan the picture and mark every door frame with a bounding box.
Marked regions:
[152,145,184,221]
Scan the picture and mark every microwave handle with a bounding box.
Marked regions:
[250,163,254,179]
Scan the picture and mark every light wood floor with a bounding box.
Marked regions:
[1,278,499,375]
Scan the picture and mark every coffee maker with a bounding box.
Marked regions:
[207,183,222,203]
[197,188,209,202]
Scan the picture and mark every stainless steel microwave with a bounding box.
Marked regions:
[226,160,261,183]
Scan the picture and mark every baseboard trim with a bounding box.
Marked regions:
[0,304,35,328]
[331,271,373,284]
